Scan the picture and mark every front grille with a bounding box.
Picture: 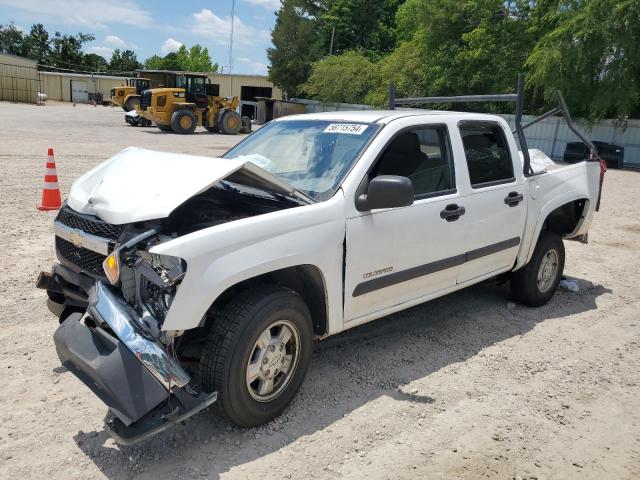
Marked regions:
[55,206,125,240]
[140,90,151,110]
[56,237,106,277]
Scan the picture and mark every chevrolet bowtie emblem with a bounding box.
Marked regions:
[68,230,84,248]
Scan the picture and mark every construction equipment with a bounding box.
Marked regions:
[139,73,251,135]
[110,77,151,112]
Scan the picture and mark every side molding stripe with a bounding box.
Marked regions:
[465,237,521,262]
[352,237,520,297]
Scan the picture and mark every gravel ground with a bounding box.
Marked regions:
[0,101,638,480]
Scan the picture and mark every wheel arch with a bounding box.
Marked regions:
[203,264,329,338]
[517,196,589,269]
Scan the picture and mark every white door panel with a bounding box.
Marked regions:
[456,121,527,283]
[457,183,526,282]
[345,193,466,321]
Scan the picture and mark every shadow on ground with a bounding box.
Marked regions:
[72,277,610,479]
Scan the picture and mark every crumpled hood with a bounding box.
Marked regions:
[68,147,309,224]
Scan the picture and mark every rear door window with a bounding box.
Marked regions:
[459,122,514,188]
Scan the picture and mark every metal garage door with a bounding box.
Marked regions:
[71,80,88,103]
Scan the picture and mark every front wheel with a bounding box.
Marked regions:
[171,109,197,134]
[510,231,565,306]
[199,285,313,427]
[219,110,242,135]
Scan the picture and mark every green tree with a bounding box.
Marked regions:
[0,23,26,55]
[49,31,95,69]
[22,24,50,63]
[175,44,217,72]
[109,48,141,72]
[143,54,165,70]
[142,44,217,72]
[301,51,380,103]
[367,0,535,111]
[84,53,109,71]
[268,0,324,97]
[526,0,640,119]
[318,0,403,56]
[268,0,403,97]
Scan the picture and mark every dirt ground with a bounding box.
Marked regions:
[0,101,638,480]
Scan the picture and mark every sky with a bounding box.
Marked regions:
[0,0,281,75]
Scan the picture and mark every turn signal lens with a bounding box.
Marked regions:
[102,251,120,285]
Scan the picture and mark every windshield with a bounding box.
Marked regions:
[176,75,205,94]
[222,119,380,200]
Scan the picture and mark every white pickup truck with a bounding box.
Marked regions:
[38,109,603,444]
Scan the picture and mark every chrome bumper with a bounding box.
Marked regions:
[88,281,190,389]
[53,281,218,440]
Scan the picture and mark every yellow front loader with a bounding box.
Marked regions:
[110,78,151,112]
[138,74,250,134]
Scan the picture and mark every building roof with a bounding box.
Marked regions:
[139,70,211,77]
[39,71,132,81]
[138,69,271,80]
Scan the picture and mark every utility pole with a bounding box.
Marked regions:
[329,26,335,55]
[229,0,236,74]
[229,0,235,103]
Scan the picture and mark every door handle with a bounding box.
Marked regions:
[440,204,465,222]
[504,191,524,207]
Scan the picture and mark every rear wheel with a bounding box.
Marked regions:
[199,285,313,427]
[219,110,242,135]
[510,231,565,306]
[171,109,197,134]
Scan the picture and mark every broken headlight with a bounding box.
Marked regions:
[131,251,185,322]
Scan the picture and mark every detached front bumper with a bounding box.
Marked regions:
[44,275,217,444]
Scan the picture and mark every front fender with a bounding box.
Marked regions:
[151,192,346,333]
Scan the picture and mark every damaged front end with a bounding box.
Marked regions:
[38,208,220,445]
[37,149,308,443]
[55,283,217,445]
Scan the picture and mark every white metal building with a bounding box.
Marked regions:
[40,71,134,103]
[0,52,39,103]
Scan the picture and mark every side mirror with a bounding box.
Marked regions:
[356,175,414,211]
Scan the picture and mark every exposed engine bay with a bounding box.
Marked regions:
[102,181,299,337]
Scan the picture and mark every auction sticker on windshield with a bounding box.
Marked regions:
[323,123,368,135]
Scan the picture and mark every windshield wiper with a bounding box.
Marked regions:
[270,190,310,206]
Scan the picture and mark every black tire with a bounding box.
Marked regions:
[240,116,252,134]
[199,285,313,427]
[219,110,242,135]
[171,109,197,134]
[157,125,173,132]
[510,231,565,307]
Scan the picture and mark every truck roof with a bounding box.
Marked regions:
[277,110,506,125]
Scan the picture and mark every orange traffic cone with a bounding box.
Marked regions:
[37,148,62,211]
